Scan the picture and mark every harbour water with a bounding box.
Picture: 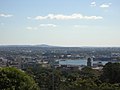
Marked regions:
[59,59,116,66]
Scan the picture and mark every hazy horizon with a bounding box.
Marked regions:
[0,44,120,47]
[0,0,120,47]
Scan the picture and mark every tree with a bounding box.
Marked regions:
[64,78,98,90]
[80,66,99,79]
[99,83,120,90]
[0,67,40,90]
[27,65,62,90]
[101,62,120,83]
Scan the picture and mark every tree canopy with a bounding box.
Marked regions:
[0,67,40,90]
[101,62,120,83]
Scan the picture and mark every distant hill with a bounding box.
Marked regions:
[0,44,58,48]
[35,44,55,47]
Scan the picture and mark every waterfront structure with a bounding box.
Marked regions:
[87,58,92,67]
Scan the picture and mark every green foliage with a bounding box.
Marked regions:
[31,67,62,90]
[81,66,99,79]
[0,67,40,90]
[99,83,120,90]
[101,62,120,83]
[24,63,120,90]
[68,78,98,90]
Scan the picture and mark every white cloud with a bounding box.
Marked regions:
[34,13,103,20]
[0,13,13,18]
[26,24,57,30]
[26,27,38,30]
[39,24,57,27]
[74,25,82,28]
[100,3,111,8]
[74,25,79,28]
[26,27,32,30]
[27,17,32,19]
[90,2,96,7]
[74,25,88,28]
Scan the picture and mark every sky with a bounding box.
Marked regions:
[0,0,120,47]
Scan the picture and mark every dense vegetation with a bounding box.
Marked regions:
[24,62,120,90]
[1,62,120,90]
[0,67,40,90]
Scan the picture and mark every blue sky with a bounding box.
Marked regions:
[0,0,120,47]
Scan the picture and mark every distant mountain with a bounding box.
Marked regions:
[0,44,55,47]
[35,44,57,47]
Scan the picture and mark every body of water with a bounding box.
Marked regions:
[59,59,117,66]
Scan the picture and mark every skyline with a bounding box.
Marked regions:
[0,0,120,47]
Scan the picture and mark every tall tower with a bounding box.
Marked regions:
[87,58,92,67]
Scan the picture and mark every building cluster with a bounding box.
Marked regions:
[0,56,49,69]
[0,47,120,71]
[0,56,104,71]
